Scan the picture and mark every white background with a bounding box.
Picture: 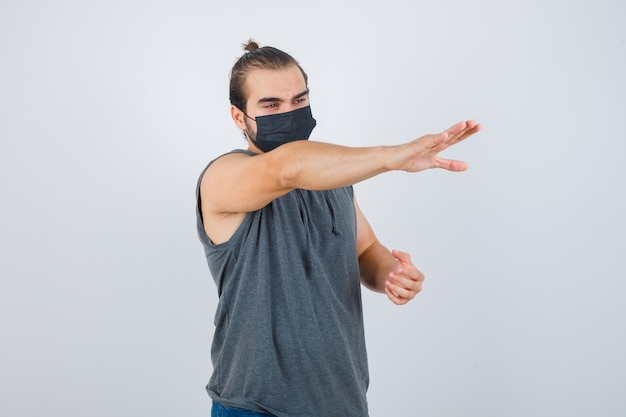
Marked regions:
[1,1,624,416]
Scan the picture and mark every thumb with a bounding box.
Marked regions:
[392,249,411,264]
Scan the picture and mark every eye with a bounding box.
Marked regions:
[264,103,278,108]
[294,96,308,104]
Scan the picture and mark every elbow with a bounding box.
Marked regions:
[269,143,300,189]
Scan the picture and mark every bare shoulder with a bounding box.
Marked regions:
[203,151,252,181]
[200,146,292,219]
[200,151,252,210]
[199,153,253,245]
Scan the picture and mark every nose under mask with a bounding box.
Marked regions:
[244,106,317,152]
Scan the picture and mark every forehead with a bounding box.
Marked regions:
[244,65,307,103]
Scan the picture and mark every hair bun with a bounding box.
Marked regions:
[243,39,259,52]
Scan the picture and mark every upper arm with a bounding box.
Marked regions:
[200,151,293,216]
[198,150,296,244]
[354,196,380,257]
[354,195,396,291]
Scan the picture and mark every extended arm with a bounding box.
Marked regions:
[202,120,480,215]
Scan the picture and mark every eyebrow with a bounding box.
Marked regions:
[257,89,309,105]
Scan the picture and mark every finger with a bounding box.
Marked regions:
[386,279,419,301]
[424,132,448,149]
[426,125,463,151]
[391,250,423,281]
[445,121,475,143]
[428,126,472,153]
[444,121,468,137]
[464,119,478,130]
[433,157,468,171]
[448,123,481,146]
[391,249,411,264]
[385,285,408,305]
[389,270,424,291]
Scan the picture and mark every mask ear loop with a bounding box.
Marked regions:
[239,108,255,141]
[240,112,263,151]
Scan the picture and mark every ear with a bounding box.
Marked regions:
[230,105,247,131]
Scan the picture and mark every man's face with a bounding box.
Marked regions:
[232,65,310,143]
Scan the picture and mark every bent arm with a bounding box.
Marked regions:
[355,198,397,293]
[355,198,426,305]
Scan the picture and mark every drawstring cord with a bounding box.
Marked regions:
[324,191,341,236]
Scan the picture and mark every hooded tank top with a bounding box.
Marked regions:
[196,150,369,417]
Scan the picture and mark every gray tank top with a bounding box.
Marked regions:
[196,150,369,416]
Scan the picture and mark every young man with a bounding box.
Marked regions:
[196,40,481,417]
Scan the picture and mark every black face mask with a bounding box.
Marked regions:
[244,106,317,152]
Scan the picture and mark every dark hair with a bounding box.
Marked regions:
[229,39,308,112]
